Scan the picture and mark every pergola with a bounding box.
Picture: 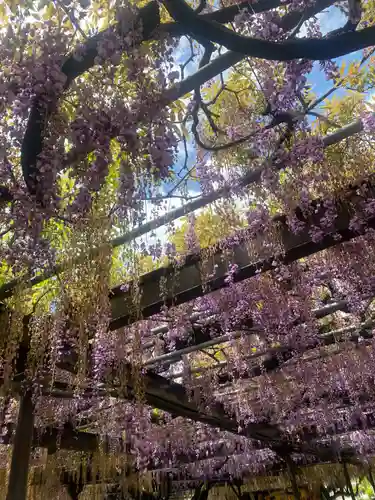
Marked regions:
[2,1,375,499]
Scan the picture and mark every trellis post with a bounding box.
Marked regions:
[6,390,35,500]
[285,455,301,500]
[342,462,355,500]
[368,467,375,494]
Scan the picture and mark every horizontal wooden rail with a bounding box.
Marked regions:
[202,319,375,387]
[108,181,375,331]
[51,366,285,444]
[3,405,373,470]
[144,300,358,370]
[143,300,350,358]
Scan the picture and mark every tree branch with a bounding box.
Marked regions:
[162,0,375,61]
[163,0,284,34]
[161,0,338,36]
[20,1,160,198]
[188,0,327,152]
[195,0,207,14]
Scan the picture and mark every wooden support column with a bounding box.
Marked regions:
[319,486,329,500]
[285,455,301,500]
[65,482,84,500]
[6,391,34,500]
[342,462,355,500]
[368,467,375,494]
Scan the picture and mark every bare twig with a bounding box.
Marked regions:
[307,111,341,128]
[54,0,87,39]
[307,46,375,111]
[180,37,197,80]
[195,0,207,14]
[167,164,198,197]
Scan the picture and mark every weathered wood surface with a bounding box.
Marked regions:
[6,391,35,500]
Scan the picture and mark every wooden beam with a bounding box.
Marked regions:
[0,105,366,304]
[165,445,359,483]
[108,182,375,331]
[2,423,257,465]
[143,300,350,366]
[61,467,86,500]
[3,391,373,465]
[342,462,356,500]
[284,455,301,500]
[3,405,374,475]
[6,391,35,500]
[146,315,373,374]
[53,368,285,444]
[208,320,375,386]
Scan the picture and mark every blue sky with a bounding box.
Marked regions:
[308,6,362,102]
